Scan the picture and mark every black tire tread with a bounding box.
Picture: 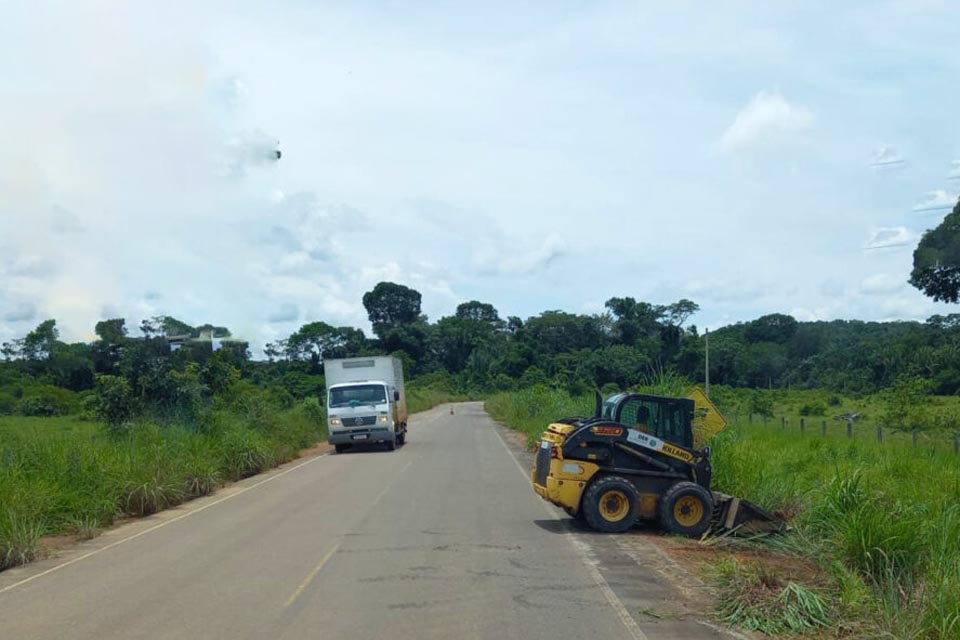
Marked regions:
[658,481,713,537]
[582,475,640,533]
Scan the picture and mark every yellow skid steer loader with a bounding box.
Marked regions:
[531,390,781,536]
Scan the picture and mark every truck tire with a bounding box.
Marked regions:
[658,481,713,537]
[334,444,347,454]
[385,437,397,451]
[582,476,640,533]
[397,432,406,445]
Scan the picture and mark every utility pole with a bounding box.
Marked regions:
[704,328,710,398]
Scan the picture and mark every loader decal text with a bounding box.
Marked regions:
[626,430,695,463]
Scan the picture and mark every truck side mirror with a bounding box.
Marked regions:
[394,391,400,401]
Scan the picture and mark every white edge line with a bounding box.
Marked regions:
[491,426,649,640]
[0,452,331,596]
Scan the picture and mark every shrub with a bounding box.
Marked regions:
[0,392,18,415]
[17,385,79,416]
[302,397,324,425]
[94,375,137,433]
[747,391,775,418]
[799,402,827,417]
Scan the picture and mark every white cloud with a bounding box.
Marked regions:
[472,234,566,277]
[789,307,831,322]
[720,90,814,152]
[2,301,38,323]
[267,303,299,324]
[912,190,958,212]
[820,279,846,298]
[862,226,918,250]
[869,146,906,169]
[859,273,906,296]
[948,160,960,180]
[3,255,57,278]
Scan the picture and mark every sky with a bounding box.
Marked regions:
[2,1,959,353]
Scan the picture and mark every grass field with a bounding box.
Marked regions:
[487,386,960,639]
[0,402,324,572]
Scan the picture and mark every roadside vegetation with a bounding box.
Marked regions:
[4,273,960,634]
[488,385,960,639]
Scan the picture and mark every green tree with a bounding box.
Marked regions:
[362,282,422,338]
[22,319,60,360]
[431,315,496,373]
[744,313,798,344]
[93,318,127,374]
[910,196,960,302]
[455,301,503,328]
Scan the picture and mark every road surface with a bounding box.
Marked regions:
[0,403,738,640]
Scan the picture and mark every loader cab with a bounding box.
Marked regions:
[602,393,695,449]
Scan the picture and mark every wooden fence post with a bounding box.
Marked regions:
[735,410,740,424]
[847,422,852,439]
[781,416,785,430]
[800,417,805,435]
[821,420,827,437]
[763,414,768,426]
[877,425,883,443]
[749,413,753,425]
[954,432,958,455]
[912,427,918,447]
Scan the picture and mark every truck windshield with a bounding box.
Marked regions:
[329,384,387,408]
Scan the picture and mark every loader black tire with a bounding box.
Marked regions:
[582,476,640,533]
[658,481,713,538]
[563,506,586,522]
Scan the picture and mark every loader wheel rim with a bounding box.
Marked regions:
[674,496,704,527]
[599,490,630,522]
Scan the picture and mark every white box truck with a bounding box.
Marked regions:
[325,356,407,453]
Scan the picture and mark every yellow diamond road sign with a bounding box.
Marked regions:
[689,387,728,449]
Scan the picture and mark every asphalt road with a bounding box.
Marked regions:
[0,403,738,640]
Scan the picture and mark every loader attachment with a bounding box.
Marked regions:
[712,492,785,534]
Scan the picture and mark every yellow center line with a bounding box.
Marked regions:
[283,542,340,608]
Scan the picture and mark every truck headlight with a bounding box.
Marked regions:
[378,415,388,423]
[330,417,341,426]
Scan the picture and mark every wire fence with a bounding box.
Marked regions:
[730,410,960,455]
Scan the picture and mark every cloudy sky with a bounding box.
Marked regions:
[2,1,959,352]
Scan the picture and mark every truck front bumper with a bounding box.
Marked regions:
[329,427,395,445]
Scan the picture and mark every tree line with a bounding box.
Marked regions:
[3,278,959,420]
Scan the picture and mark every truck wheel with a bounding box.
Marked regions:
[658,481,713,537]
[385,437,397,451]
[582,476,640,533]
[397,432,405,446]
[334,444,347,454]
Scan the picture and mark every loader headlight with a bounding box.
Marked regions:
[330,417,341,426]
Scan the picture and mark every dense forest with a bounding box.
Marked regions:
[2,279,959,421]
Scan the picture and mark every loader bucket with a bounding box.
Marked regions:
[712,493,785,535]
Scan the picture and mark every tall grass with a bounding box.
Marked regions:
[0,399,326,572]
[489,387,960,638]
